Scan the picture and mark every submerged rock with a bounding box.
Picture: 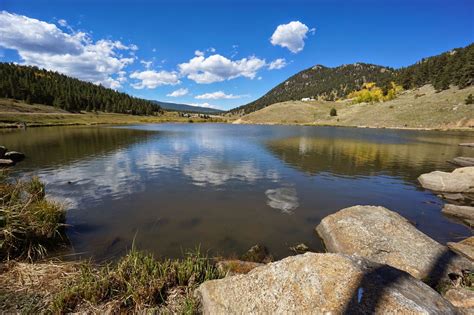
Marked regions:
[448,237,474,261]
[0,146,6,158]
[315,205,472,285]
[449,157,474,167]
[418,166,474,193]
[195,253,457,314]
[241,244,271,263]
[0,159,15,167]
[4,151,25,163]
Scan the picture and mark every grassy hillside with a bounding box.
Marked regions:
[232,43,473,115]
[233,85,474,130]
[231,63,395,114]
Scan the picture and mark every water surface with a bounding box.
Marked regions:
[2,124,473,261]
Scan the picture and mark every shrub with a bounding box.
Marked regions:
[466,94,473,105]
[0,172,66,261]
[330,108,337,116]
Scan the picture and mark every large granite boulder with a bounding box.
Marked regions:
[195,253,456,314]
[418,166,474,193]
[316,205,472,284]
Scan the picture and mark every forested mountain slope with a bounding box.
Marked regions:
[231,43,474,115]
[0,63,161,115]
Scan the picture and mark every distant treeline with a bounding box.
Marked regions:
[397,43,474,91]
[231,43,474,114]
[0,63,161,115]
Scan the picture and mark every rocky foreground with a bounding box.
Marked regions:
[195,205,474,314]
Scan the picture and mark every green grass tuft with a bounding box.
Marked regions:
[0,172,66,261]
[51,247,223,313]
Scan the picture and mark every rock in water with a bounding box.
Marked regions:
[195,253,457,314]
[241,244,271,263]
[442,204,474,222]
[449,156,474,167]
[459,143,474,148]
[289,243,310,254]
[418,166,474,193]
[315,205,472,284]
[0,146,6,158]
[448,237,474,261]
[0,159,15,167]
[4,151,25,162]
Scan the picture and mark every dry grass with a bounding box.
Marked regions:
[0,260,81,313]
[233,85,474,130]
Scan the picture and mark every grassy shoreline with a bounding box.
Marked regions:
[0,98,224,128]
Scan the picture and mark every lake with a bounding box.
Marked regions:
[2,123,473,261]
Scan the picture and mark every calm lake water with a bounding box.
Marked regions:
[2,123,473,261]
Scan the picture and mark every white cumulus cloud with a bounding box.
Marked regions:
[178,54,266,84]
[195,91,243,100]
[167,88,189,97]
[194,50,204,57]
[0,11,138,88]
[130,70,180,89]
[268,58,287,70]
[187,102,218,109]
[270,21,314,53]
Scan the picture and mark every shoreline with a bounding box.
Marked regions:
[231,120,474,132]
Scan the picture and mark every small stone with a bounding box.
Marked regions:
[0,159,15,167]
[289,243,310,254]
[4,151,25,163]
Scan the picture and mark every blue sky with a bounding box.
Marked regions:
[0,0,473,110]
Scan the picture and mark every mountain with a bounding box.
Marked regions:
[0,63,161,115]
[231,43,474,115]
[152,101,224,114]
[231,63,395,114]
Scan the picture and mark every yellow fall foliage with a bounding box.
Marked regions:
[349,82,403,104]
